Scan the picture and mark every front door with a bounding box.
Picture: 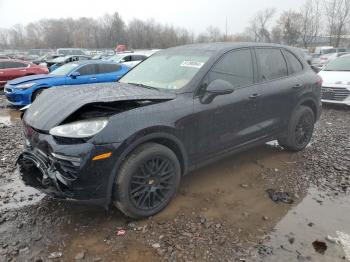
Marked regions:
[66,64,99,85]
[193,48,260,163]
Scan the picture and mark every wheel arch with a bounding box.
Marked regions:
[294,96,320,122]
[105,132,189,208]
[31,85,50,102]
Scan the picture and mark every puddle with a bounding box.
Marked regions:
[260,187,350,261]
[0,169,44,211]
[0,108,21,125]
[50,144,297,260]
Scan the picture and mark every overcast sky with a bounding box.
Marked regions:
[0,0,306,34]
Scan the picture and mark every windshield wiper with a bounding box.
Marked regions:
[127,82,159,90]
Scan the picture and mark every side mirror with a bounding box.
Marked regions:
[201,79,234,104]
[311,65,321,73]
[70,71,80,79]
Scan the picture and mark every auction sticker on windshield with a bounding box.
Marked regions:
[180,61,204,68]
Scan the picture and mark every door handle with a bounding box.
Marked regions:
[90,77,97,80]
[293,84,303,89]
[249,93,262,99]
[20,70,26,72]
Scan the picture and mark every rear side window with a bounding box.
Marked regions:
[96,64,121,74]
[284,51,303,74]
[255,48,288,81]
[3,61,27,69]
[131,55,147,61]
[77,64,98,75]
[78,56,90,61]
[0,62,5,69]
[122,56,132,62]
[208,49,254,89]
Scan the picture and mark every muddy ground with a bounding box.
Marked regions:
[0,94,349,262]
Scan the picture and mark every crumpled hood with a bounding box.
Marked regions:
[24,82,176,131]
[9,74,55,85]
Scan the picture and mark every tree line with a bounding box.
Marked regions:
[1,0,350,50]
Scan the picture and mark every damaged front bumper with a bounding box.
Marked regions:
[17,149,79,199]
[17,125,122,207]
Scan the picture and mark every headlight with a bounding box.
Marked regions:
[49,117,108,138]
[17,82,36,89]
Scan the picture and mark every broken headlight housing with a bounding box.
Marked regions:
[49,117,108,138]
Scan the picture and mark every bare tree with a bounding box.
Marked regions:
[0,28,10,49]
[9,24,25,48]
[300,0,321,48]
[247,8,276,42]
[276,10,303,46]
[324,0,350,47]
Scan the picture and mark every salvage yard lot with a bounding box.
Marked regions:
[0,93,349,261]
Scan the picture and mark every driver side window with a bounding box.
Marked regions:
[207,49,254,89]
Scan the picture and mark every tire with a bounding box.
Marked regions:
[32,88,45,102]
[278,106,315,152]
[113,143,181,218]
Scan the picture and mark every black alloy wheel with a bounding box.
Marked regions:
[129,156,176,210]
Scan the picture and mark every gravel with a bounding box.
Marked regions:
[0,96,349,261]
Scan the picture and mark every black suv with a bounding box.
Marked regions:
[18,43,322,218]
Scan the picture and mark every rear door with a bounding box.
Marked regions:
[253,48,301,136]
[66,64,99,85]
[193,48,261,162]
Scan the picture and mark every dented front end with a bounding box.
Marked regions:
[17,83,176,206]
[17,121,122,206]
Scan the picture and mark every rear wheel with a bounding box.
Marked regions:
[113,143,181,218]
[278,106,315,151]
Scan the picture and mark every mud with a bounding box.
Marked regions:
[0,97,349,262]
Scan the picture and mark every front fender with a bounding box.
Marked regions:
[104,130,188,208]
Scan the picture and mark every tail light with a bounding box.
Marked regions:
[316,75,323,88]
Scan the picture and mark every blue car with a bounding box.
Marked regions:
[4,60,130,106]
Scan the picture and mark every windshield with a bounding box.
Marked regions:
[324,56,350,71]
[119,49,212,90]
[321,49,336,55]
[50,63,80,76]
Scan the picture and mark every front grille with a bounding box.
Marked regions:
[322,87,350,101]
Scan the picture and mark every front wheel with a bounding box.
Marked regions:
[278,106,315,151]
[113,143,181,218]
[32,88,45,102]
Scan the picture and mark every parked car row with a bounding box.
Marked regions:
[4,60,130,105]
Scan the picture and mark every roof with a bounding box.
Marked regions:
[166,42,289,53]
[67,60,120,65]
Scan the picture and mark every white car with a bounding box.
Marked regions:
[318,54,350,106]
[316,52,349,68]
[107,50,159,68]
